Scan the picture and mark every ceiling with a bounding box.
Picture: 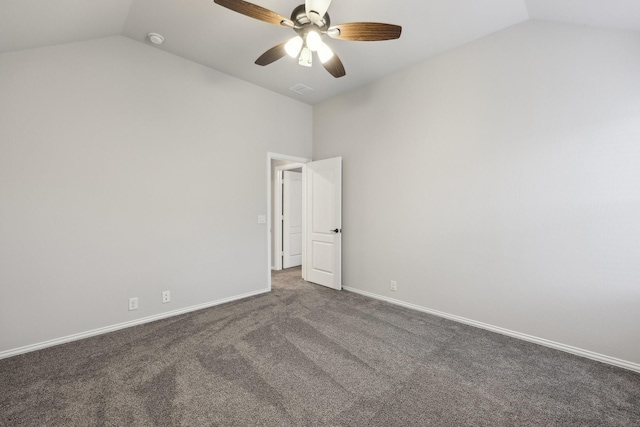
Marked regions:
[1,0,639,104]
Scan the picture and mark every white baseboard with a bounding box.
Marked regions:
[343,286,640,374]
[0,288,270,360]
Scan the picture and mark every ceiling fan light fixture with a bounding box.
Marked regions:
[306,31,322,51]
[212,0,402,78]
[299,47,313,67]
[285,36,303,58]
[317,42,334,63]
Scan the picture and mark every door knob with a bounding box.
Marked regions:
[330,228,341,233]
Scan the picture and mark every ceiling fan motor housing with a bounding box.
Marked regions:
[291,4,330,37]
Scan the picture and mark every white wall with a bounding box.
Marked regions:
[313,21,640,365]
[0,36,312,353]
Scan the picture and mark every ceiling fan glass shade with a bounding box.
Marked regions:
[305,0,332,24]
[317,42,334,63]
[299,47,313,67]
[285,36,303,58]
[305,31,322,51]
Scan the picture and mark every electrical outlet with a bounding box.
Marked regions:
[390,280,397,291]
[162,290,170,304]
[129,297,138,311]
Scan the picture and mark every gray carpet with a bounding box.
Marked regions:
[1,267,639,426]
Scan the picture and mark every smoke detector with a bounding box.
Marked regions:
[148,33,165,45]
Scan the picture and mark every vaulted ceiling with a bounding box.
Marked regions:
[1,0,639,104]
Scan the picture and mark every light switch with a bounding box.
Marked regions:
[257,215,266,224]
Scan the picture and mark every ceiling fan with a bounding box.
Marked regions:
[213,0,402,78]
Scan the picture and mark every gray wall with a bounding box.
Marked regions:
[0,36,312,353]
[313,21,640,365]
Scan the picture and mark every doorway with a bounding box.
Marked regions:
[274,165,303,271]
[267,153,310,291]
[266,153,343,292]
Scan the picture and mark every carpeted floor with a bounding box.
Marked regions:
[1,267,639,426]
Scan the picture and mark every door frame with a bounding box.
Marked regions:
[267,153,310,291]
[273,164,305,271]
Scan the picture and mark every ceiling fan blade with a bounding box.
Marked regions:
[327,22,402,41]
[306,0,332,24]
[214,0,293,27]
[321,52,346,78]
[255,41,288,66]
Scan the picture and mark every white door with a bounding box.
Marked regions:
[283,171,302,268]
[305,157,342,290]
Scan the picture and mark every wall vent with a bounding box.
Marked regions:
[289,83,314,95]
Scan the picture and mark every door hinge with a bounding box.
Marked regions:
[281,251,284,256]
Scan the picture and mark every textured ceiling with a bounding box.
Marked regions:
[1,0,639,104]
